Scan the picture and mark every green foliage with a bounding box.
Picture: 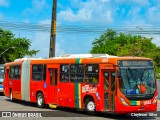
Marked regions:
[0,28,39,64]
[90,29,160,78]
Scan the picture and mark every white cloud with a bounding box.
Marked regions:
[32,0,47,11]
[31,31,49,58]
[147,6,160,24]
[30,19,65,58]
[39,19,51,25]
[58,8,92,22]
[55,42,65,57]
[23,0,48,15]
[58,1,114,24]
[115,0,150,6]
[0,0,9,7]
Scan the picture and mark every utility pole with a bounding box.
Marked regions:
[49,0,57,57]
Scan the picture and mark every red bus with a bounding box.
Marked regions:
[3,54,158,113]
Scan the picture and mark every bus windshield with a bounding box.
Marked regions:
[119,68,156,97]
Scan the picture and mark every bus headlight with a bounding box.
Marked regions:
[152,96,158,104]
[120,97,128,106]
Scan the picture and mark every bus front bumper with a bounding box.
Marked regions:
[115,103,157,114]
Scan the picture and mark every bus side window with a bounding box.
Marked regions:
[60,64,69,82]
[85,64,99,84]
[9,66,14,79]
[14,65,20,79]
[70,64,84,83]
[32,64,43,81]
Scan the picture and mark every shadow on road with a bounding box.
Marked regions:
[5,98,38,108]
[0,92,4,96]
[3,97,156,119]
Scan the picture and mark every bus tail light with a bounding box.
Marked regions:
[152,96,158,104]
[120,97,128,106]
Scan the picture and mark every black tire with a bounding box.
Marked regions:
[84,98,96,114]
[36,92,45,108]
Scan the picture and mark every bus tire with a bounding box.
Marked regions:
[36,92,45,108]
[84,98,96,114]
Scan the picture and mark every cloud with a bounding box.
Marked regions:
[39,19,51,25]
[115,0,150,6]
[57,1,114,24]
[147,6,160,24]
[31,32,66,58]
[55,41,65,57]
[0,0,9,7]
[58,8,92,22]
[29,19,65,58]
[23,0,48,15]
[110,0,160,26]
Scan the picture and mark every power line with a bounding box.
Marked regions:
[0,21,160,35]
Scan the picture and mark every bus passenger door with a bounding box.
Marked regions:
[3,68,9,96]
[104,71,116,111]
[48,69,58,104]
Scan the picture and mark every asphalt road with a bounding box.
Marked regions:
[0,92,160,120]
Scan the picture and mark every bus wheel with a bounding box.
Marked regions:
[36,92,45,108]
[84,98,96,113]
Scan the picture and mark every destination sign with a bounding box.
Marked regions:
[118,60,153,67]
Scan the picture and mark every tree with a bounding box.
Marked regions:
[90,29,160,78]
[0,28,39,64]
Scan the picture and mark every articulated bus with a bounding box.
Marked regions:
[3,54,158,113]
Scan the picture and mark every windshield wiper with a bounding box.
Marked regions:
[140,67,146,84]
[126,69,131,88]
[128,67,137,84]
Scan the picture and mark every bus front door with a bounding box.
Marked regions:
[104,71,116,111]
[48,69,58,104]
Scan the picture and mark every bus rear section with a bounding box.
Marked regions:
[0,64,4,93]
[3,60,23,100]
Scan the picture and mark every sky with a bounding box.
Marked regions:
[0,0,160,58]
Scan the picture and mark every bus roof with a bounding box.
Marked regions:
[4,54,152,66]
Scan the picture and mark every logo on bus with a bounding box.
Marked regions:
[142,100,151,105]
[82,85,97,93]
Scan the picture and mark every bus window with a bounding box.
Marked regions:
[9,66,14,79]
[104,72,109,90]
[111,72,115,92]
[43,64,46,81]
[70,64,84,83]
[32,64,43,81]
[60,64,69,82]
[15,66,20,79]
[9,65,21,80]
[85,64,99,84]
